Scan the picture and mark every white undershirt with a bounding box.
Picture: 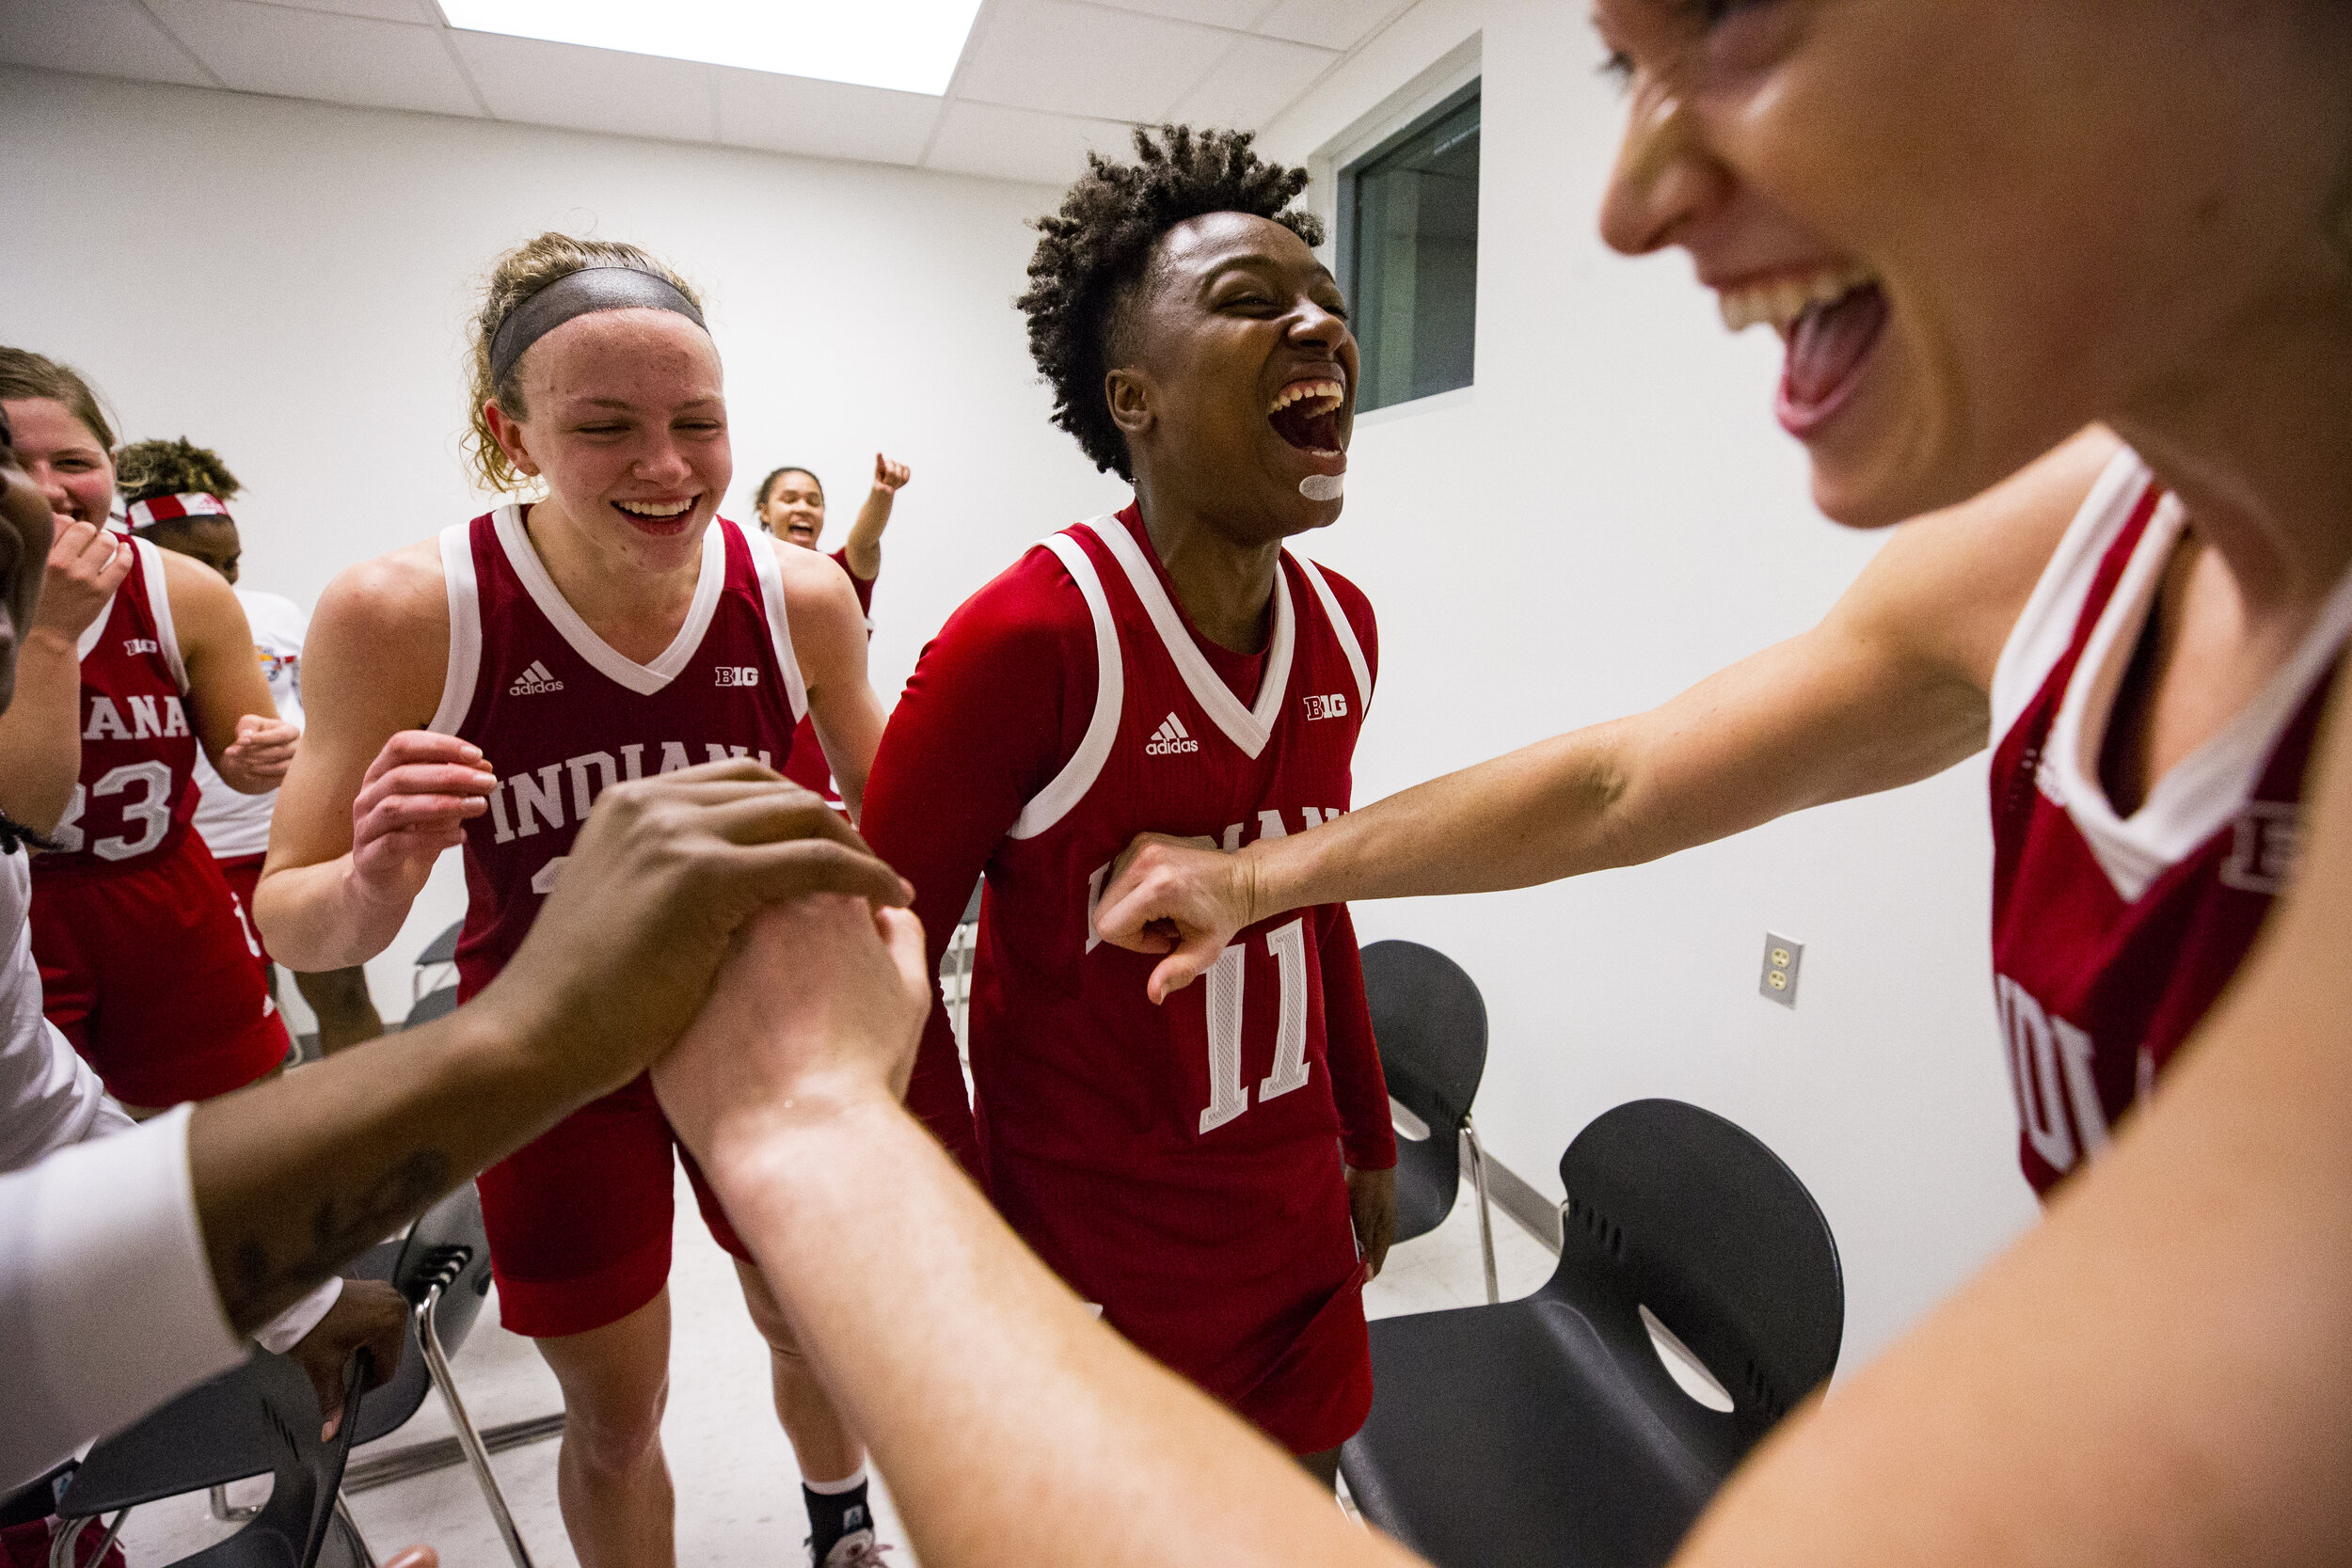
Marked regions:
[0,847,338,1490]
[192,589,309,862]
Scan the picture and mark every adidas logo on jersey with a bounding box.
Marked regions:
[1145,712,1199,756]
[713,665,759,688]
[507,659,564,696]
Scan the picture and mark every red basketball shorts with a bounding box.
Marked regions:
[474,1071,753,1338]
[212,852,274,967]
[987,1138,1373,1454]
[30,831,290,1108]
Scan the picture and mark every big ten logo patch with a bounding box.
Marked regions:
[714,666,760,688]
[1303,693,1348,721]
[2219,802,2298,895]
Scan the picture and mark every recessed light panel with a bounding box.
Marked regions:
[438,1,985,96]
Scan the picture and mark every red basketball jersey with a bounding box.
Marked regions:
[781,546,873,806]
[44,539,200,876]
[1989,451,2352,1195]
[429,507,806,998]
[861,505,1394,1452]
[968,514,1385,1177]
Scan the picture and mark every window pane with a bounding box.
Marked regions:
[1348,90,1479,413]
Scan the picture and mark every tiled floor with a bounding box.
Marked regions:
[108,1165,1555,1566]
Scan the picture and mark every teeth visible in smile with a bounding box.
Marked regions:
[1717,263,1878,336]
[1268,379,1344,417]
[617,499,694,519]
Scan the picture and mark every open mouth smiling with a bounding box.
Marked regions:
[614,497,699,534]
[1267,377,1346,463]
[1716,262,1889,438]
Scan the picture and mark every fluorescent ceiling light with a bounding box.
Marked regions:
[437,1,984,96]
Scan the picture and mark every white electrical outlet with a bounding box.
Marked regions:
[1759,934,1803,1008]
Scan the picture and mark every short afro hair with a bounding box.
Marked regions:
[1018,124,1324,480]
[117,436,241,509]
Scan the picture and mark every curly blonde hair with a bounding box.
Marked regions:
[464,232,705,494]
[117,436,241,507]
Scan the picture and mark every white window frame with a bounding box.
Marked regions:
[1312,33,1484,415]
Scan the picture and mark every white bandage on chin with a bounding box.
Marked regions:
[1299,474,1343,502]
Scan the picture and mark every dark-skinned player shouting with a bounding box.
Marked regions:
[862,125,1396,1488]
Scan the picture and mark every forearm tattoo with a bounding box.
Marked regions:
[221,1148,453,1328]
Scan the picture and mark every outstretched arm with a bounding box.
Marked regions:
[654,895,1427,1568]
[6,764,905,1484]
[1096,429,2115,1001]
[782,541,887,819]
[1669,667,2352,1568]
[0,518,127,832]
[839,452,910,582]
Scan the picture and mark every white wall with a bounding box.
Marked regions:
[0,65,1127,1016]
[2,40,2036,1363]
[1259,0,2039,1366]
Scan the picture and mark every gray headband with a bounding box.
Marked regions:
[488,265,707,388]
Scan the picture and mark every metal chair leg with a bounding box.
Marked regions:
[208,1482,260,1523]
[47,1510,127,1568]
[334,1492,378,1567]
[1461,1116,1500,1305]
[414,1291,536,1568]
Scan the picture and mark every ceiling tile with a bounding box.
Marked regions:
[1166,33,1332,131]
[448,29,715,144]
[954,0,1231,123]
[714,68,939,166]
[145,0,483,118]
[922,99,1136,186]
[1086,0,1268,27]
[1252,0,1405,52]
[0,0,216,87]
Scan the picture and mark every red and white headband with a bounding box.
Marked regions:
[126,492,232,529]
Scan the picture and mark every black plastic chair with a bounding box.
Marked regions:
[358,1183,539,1568]
[1341,1099,1844,1568]
[403,986,458,1031]
[54,1347,373,1568]
[1361,941,1498,1303]
[409,923,462,1008]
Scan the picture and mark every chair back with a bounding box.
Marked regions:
[405,986,459,1030]
[392,1183,497,1356]
[167,1348,367,1566]
[414,922,463,968]
[1361,941,1487,1133]
[1551,1099,1842,1442]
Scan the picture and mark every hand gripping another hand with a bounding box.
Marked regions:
[478,760,915,1107]
[651,892,932,1167]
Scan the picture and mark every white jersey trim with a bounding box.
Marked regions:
[132,539,189,694]
[744,522,812,725]
[491,504,725,697]
[427,522,483,736]
[1990,447,2151,741]
[2014,449,2352,903]
[1009,532,1124,842]
[75,595,113,663]
[1294,556,1372,711]
[1082,515,1295,760]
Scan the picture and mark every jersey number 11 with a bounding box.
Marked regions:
[1199,916,1312,1134]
